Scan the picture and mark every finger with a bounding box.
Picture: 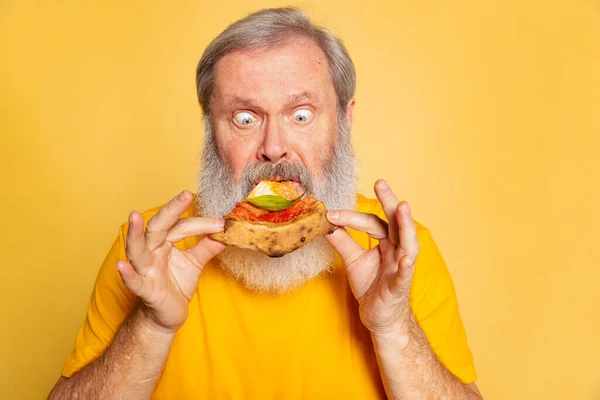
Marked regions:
[324,227,365,266]
[116,260,146,298]
[166,217,225,243]
[125,211,153,273]
[145,190,194,251]
[327,210,388,240]
[374,179,401,245]
[187,236,227,267]
[388,254,416,296]
[394,202,419,263]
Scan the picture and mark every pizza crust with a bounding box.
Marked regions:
[208,200,337,257]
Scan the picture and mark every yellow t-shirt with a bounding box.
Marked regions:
[62,194,477,399]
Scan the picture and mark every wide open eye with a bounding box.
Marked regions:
[292,109,313,124]
[233,112,257,127]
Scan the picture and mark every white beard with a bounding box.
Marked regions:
[215,237,335,293]
[196,113,358,293]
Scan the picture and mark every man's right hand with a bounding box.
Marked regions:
[116,190,226,334]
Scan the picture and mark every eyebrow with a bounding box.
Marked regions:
[287,91,319,105]
[226,91,320,110]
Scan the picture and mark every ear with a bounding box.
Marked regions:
[345,98,356,127]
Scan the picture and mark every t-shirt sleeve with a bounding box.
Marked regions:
[61,223,136,377]
[365,199,477,384]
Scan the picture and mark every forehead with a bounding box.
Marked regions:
[212,38,335,107]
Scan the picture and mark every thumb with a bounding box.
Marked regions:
[325,226,364,266]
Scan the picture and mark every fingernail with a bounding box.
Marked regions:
[405,204,412,218]
[129,213,134,225]
[216,219,225,228]
[178,191,188,201]
[328,211,339,221]
[376,179,389,191]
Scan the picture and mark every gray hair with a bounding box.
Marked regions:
[195,7,356,117]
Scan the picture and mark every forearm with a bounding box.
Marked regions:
[48,305,174,400]
[372,305,481,399]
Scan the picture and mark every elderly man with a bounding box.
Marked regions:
[49,7,480,400]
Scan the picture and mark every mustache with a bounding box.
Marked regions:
[239,161,315,196]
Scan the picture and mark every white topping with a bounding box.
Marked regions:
[248,181,278,198]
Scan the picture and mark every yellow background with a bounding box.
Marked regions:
[1,1,598,398]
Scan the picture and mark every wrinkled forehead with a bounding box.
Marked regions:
[211,38,337,111]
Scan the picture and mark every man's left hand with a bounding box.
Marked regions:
[325,179,419,335]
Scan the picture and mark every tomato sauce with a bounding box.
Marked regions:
[229,197,315,223]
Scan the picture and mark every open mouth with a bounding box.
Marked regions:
[249,178,306,199]
[253,177,299,184]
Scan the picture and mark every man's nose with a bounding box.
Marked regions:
[257,118,290,164]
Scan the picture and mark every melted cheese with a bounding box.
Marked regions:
[248,180,298,200]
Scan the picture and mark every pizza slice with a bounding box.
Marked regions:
[208,180,336,257]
